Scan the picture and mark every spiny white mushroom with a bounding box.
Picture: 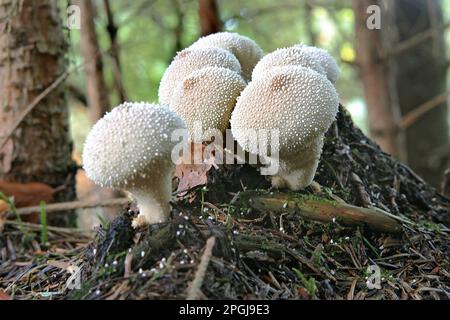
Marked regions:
[189,32,264,81]
[252,46,326,80]
[169,67,246,142]
[230,66,339,190]
[82,102,187,228]
[294,44,340,84]
[158,47,241,106]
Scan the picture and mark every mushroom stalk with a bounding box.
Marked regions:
[270,137,323,190]
[129,173,172,226]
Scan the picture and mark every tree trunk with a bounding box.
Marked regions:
[103,0,127,104]
[303,1,317,46]
[352,0,404,159]
[171,0,184,55]
[198,0,222,36]
[77,0,110,123]
[390,0,449,187]
[0,0,76,225]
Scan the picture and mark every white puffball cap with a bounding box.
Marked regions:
[231,66,339,156]
[294,44,340,84]
[83,102,187,188]
[158,47,241,106]
[169,67,246,141]
[190,32,264,80]
[252,46,326,80]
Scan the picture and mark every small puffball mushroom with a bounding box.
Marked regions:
[230,66,339,190]
[189,32,264,81]
[294,44,340,84]
[82,102,187,228]
[158,47,241,106]
[169,67,246,142]
[252,46,326,80]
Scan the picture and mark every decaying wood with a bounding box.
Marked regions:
[238,190,403,233]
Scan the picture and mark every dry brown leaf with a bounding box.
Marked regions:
[0,181,57,223]
[174,163,212,196]
[0,200,7,231]
[0,289,12,300]
[173,142,216,196]
[0,181,55,207]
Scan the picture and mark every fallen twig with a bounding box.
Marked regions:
[8,198,129,218]
[239,190,403,233]
[186,236,216,300]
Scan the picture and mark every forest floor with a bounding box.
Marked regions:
[0,107,449,300]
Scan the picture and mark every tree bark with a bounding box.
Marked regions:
[77,0,110,123]
[0,0,76,225]
[352,0,404,159]
[390,0,449,187]
[198,0,222,36]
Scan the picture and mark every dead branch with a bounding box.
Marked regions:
[398,90,450,129]
[8,197,129,218]
[239,190,403,233]
[387,21,450,57]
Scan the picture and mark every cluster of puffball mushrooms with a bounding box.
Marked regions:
[83,32,340,228]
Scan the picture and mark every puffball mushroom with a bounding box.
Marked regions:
[189,32,264,81]
[252,46,326,80]
[158,47,241,106]
[230,66,339,190]
[169,67,246,142]
[294,45,340,84]
[82,102,187,228]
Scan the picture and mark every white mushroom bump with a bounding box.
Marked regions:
[230,66,339,190]
[82,102,187,227]
[190,32,264,81]
[158,47,241,106]
[252,46,326,80]
[294,44,340,84]
[169,67,246,142]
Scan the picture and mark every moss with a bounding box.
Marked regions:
[292,268,318,299]
[291,192,338,207]
[416,220,444,234]
[67,280,96,300]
